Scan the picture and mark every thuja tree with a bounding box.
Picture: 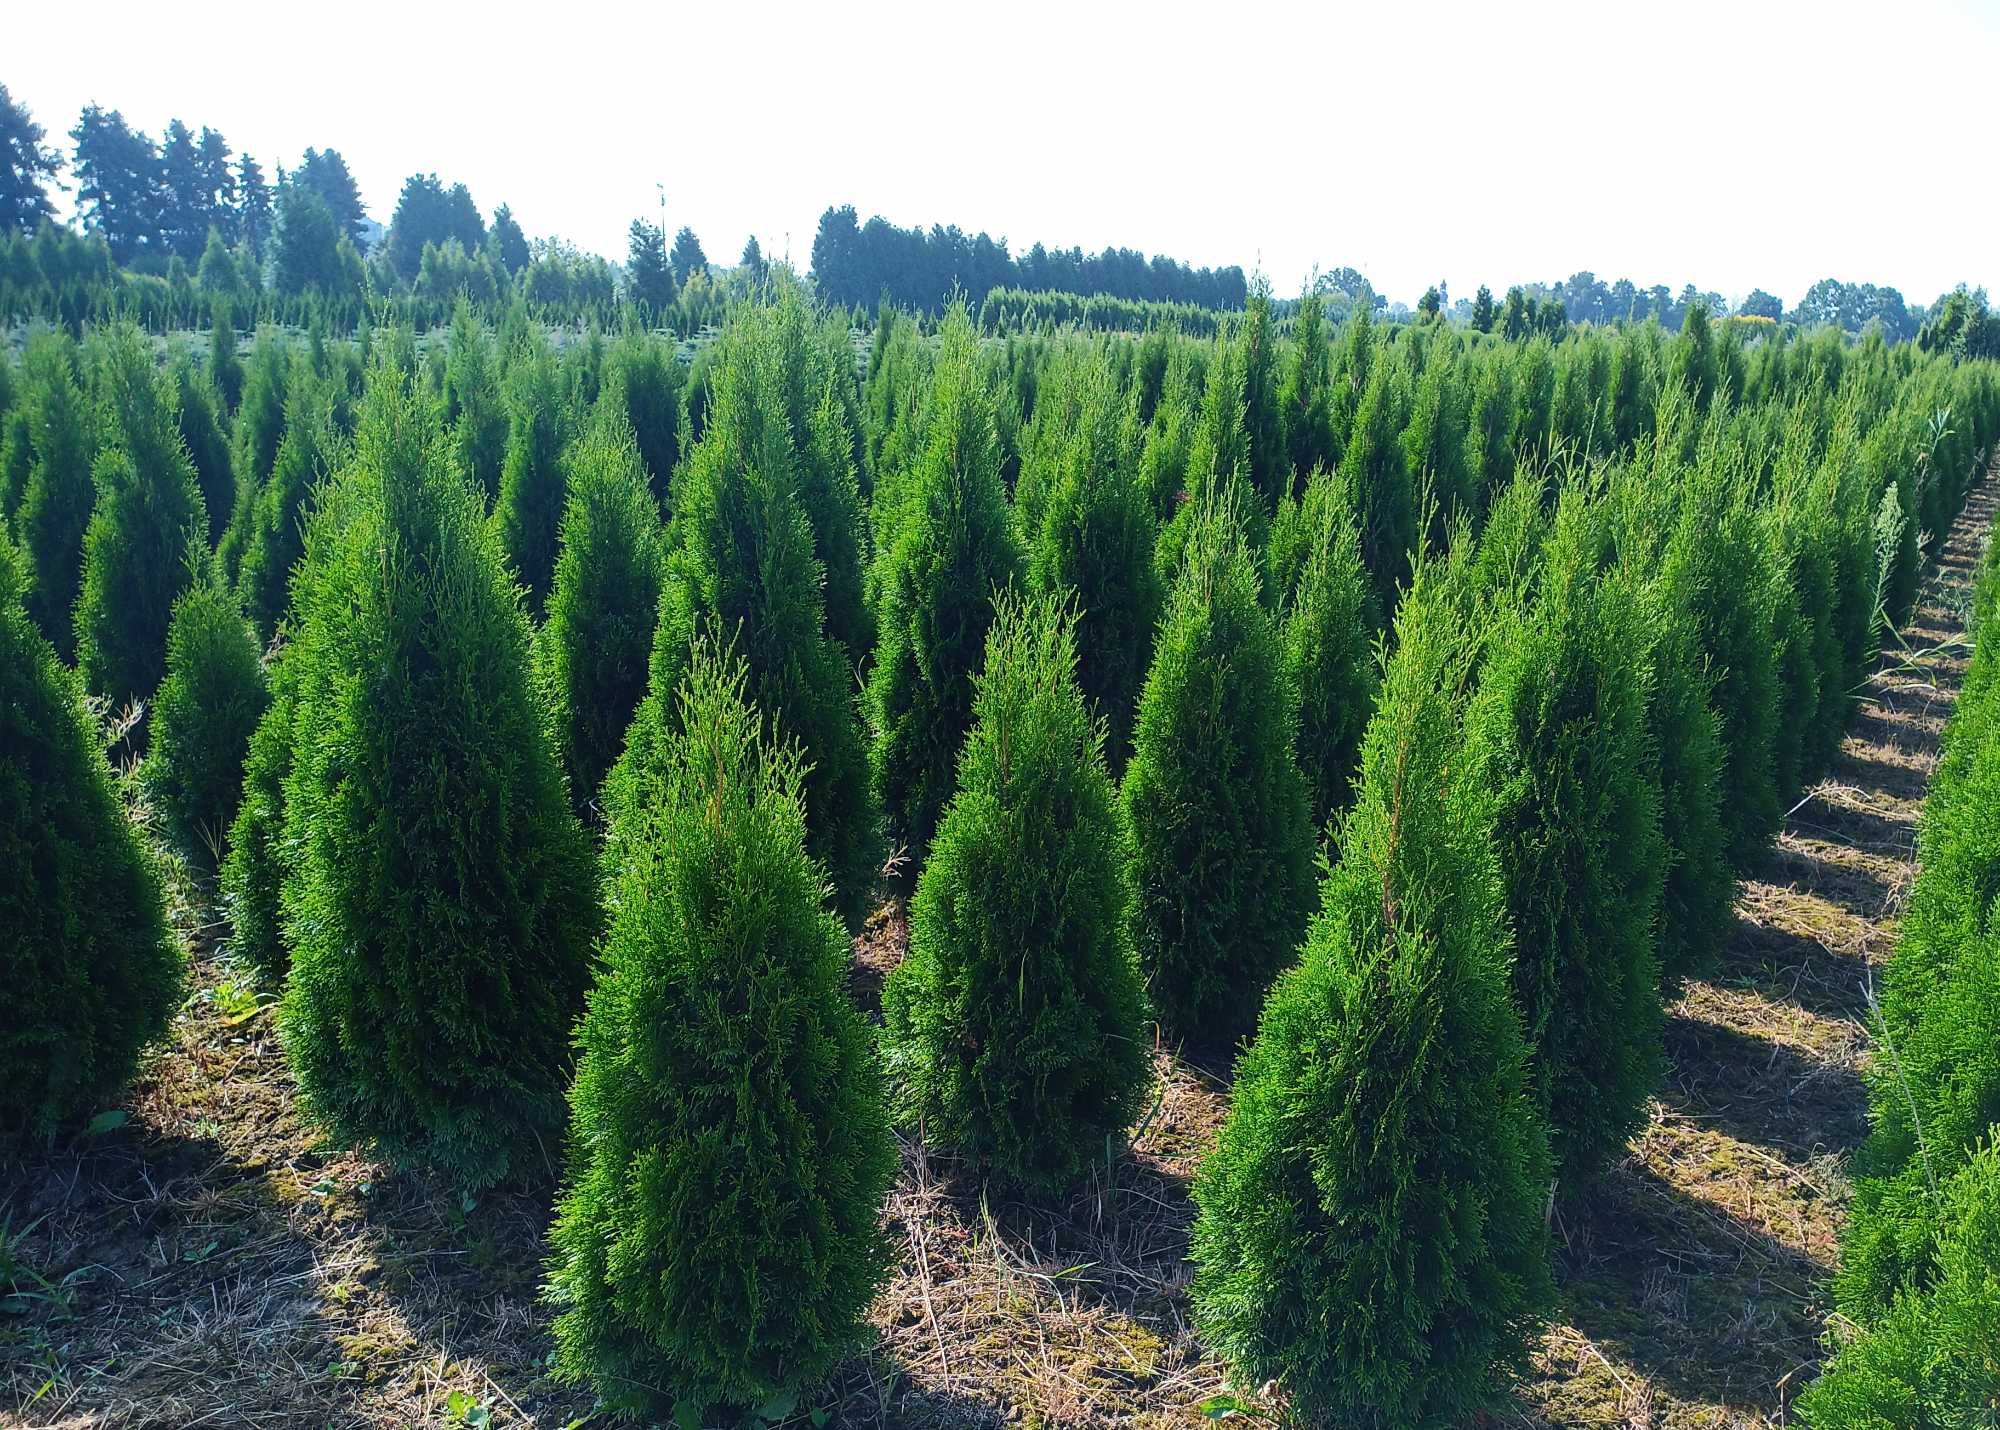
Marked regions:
[171,357,233,549]
[1800,1144,2000,1429]
[1278,292,1336,487]
[1240,288,1288,505]
[13,332,96,660]
[546,644,893,1418]
[1122,496,1315,1045]
[1837,615,2000,1320]
[1154,335,1263,584]
[536,409,665,817]
[1340,351,1418,623]
[221,330,290,581]
[75,326,210,712]
[881,590,1151,1192]
[599,329,683,506]
[222,645,298,980]
[443,302,507,500]
[868,305,1024,864]
[610,314,879,925]
[1025,348,1160,772]
[1190,557,1554,1427]
[494,343,574,618]
[1269,467,1378,831]
[1660,433,1782,871]
[237,383,339,643]
[1463,493,1666,1192]
[0,535,183,1141]
[140,565,270,872]
[277,371,601,1188]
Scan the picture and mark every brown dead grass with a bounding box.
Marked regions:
[2,477,1990,1430]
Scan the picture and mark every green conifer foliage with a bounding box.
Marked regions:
[13,333,97,660]
[1463,494,1666,1191]
[1024,349,1160,772]
[443,303,506,500]
[1189,560,1554,1426]
[494,344,574,618]
[0,536,182,1140]
[221,331,290,581]
[1271,467,1379,830]
[536,411,665,817]
[237,385,337,644]
[172,357,233,548]
[611,313,880,926]
[277,373,600,1188]
[599,330,683,507]
[1240,288,1288,505]
[546,645,893,1417]
[881,591,1152,1192]
[1278,292,1336,488]
[1341,351,1419,623]
[1135,342,1201,521]
[1154,336,1264,583]
[1800,1143,2000,1428]
[139,567,269,872]
[1661,446,1782,871]
[221,647,297,981]
[868,306,1024,864]
[1121,498,1315,1045]
[207,303,244,414]
[74,327,210,711]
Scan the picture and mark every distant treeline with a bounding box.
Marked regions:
[810,205,1249,315]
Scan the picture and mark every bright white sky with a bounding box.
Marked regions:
[13,0,1999,309]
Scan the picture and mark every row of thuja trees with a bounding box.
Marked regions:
[1798,522,2000,1421]
[2,275,1996,1422]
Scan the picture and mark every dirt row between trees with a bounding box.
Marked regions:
[1,474,1991,1430]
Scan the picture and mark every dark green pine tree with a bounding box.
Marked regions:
[1122,495,1315,1046]
[171,357,233,548]
[608,312,880,926]
[443,302,507,500]
[1462,493,1666,1192]
[867,305,1024,864]
[535,409,665,818]
[598,329,684,507]
[546,643,893,1418]
[277,370,601,1188]
[237,384,338,644]
[1190,557,1554,1427]
[625,219,676,317]
[74,326,210,712]
[139,563,270,872]
[881,591,1152,1192]
[12,333,97,660]
[0,534,183,1141]
[1270,467,1379,830]
[494,343,574,618]
[1024,348,1160,772]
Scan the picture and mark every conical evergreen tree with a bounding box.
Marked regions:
[443,302,506,500]
[207,302,243,414]
[1341,350,1419,623]
[139,562,270,872]
[236,382,337,644]
[221,645,297,981]
[867,305,1024,864]
[494,343,574,618]
[13,332,96,660]
[599,329,683,508]
[1122,496,1315,1045]
[546,643,893,1417]
[171,356,233,548]
[1190,558,1554,1426]
[1155,335,1264,584]
[609,312,880,926]
[277,370,601,1188]
[881,590,1152,1192]
[1278,292,1336,489]
[0,535,183,1141]
[74,326,210,712]
[1463,492,1666,1192]
[1270,467,1378,830]
[1240,287,1287,506]
[1024,348,1160,772]
[536,410,665,817]
[220,330,290,581]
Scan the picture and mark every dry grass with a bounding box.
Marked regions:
[2,477,1990,1429]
